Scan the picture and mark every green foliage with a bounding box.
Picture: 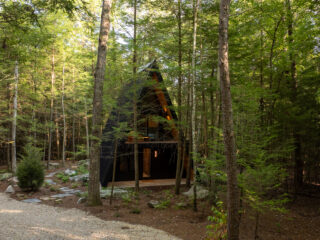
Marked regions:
[153,189,173,209]
[121,194,133,204]
[79,191,88,198]
[16,144,44,191]
[154,199,170,209]
[76,163,88,175]
[238,136,290,215]
[113,212,121,217]
[71,183,79,189]
[175,202,187,210]
[56,172,70,183]
[0,0,319,223]
[163,189,174,200]
[206,201,227,240]
[130,208,141,214]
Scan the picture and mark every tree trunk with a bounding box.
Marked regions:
[61,63,66,166]
[191,0,201,212]
[55,109,60,160]
[72,68,76,161]
[175,0,183,195]
[110,136,119,205]
[84,98,90,159]
[133,0,139,193]
[286,0,302,191]
[186,51,192,188]
[254,211,260,240]
[48,48,55,168]
[31,58,38,143]
[88,0,112,206]
[11,60,18,174]
[269,16,283,89]
[7,81,11,171]
[219,0,240,239]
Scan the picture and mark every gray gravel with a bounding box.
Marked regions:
[0,193,181,240]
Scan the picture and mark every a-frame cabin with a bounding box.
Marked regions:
[100,60,184,187]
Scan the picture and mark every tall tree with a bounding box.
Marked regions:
[286,0,302,192]
[191,0,201,212]
[61,62,66,166]
[11,60,18,174]
[175,0,183,195]
[218,0,240,239]
[48,48,55,168]
[88,0,112,206]
[133,0,139,193]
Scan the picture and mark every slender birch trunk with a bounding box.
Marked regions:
[48,48,55,168]
[72,68,76,161]
[61,63,66,166]
[88,0,112,206]
[133,0,139,193]
[55,110,60,159]
[32,58,37,143]
[11,60,18,174]
[84,98,90,159]
[219,0,240,239]
[191,0,201,212]
[7,82,11,170]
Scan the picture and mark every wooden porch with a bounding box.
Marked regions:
[112,178,187,188]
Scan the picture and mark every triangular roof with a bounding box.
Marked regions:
[100,60,178,186]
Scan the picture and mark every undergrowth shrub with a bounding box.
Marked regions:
[206,201,227,240]
[17,144,44,191]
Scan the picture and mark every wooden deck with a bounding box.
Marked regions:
[112,178,187,188]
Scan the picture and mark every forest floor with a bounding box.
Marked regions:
[1,162,320,240]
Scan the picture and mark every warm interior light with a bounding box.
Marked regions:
[154,150,158,158]
[166,115,171,120]
[163,106,167,112]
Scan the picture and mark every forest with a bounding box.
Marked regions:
[0,0,319,239]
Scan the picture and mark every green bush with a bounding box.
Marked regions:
[206,201,227,240]
[17,144,44,191]
[56,172,70,183]
[154,199,170,209]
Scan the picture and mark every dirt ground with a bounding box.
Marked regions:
[1,164,320,240]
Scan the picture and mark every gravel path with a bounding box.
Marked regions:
[0,193,181,240]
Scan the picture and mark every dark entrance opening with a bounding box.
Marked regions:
[115,142,177,182]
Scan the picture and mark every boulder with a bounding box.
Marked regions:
[45,179,56,185]
[49,162,60,169]
[64,169,76,176]
[176,202,188,209]
[8,176,19,183]
[45,172,57,178]
[77,197,86,204]
[51,193,73,198]
[22,198,41,203]
[16,193,25,199]
[148,200,159,208]
[0,173,12,181]
[100,188,128,199]
[69,173,89,183]
[5,185,15,194]
[40,197,54,201]
[183,185,209,200]
[59,187,81,195]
